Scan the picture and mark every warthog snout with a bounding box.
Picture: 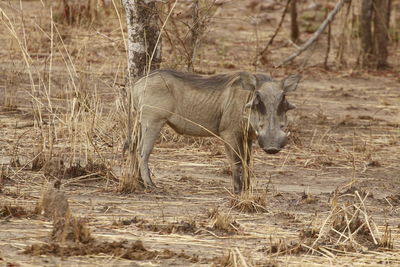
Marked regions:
[264,147,280,154]
[260,131,288,154]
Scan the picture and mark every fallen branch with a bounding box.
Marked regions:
[276,0,351,67]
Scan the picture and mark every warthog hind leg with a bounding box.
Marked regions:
[138,119,165,188]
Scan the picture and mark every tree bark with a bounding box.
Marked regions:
[359,0,373,67]
[290,0,300,43]
[120,0,162,192]
[387,0,391,29]
[188,0,200,72]
[122,0,161,80]
[373,0,389,68]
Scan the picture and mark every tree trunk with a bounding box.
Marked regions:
[290,0,300,43]
[122,0,161,80]
[373,0,389,68]
[359,0,373,67]
[387,0,392,29]
[188,0,200,72]
[359,0,390,69]
[120,0,162,192]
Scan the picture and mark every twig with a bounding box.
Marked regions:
[194,228,227,239]
[301,243,330,258]
[257,0,291,63]
[355,191,378,245]
[276,0,350,67]
[235,247,250,267]
[223,186,235,197]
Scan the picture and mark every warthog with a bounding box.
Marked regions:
[128,69,300,193]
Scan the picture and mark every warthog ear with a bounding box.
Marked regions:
[282,74,301,93]
[240,72,257,91]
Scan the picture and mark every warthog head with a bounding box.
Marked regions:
[241,73,301,154]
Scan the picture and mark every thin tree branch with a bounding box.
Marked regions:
[276,0,351,68]
[258,0,291,57]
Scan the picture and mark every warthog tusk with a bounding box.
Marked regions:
[287,131,291,137]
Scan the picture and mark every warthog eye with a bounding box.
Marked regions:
[278,96,292,114]
[277,100,286,114]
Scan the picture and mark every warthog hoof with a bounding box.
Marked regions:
[143,180,156,189]
[146,183,156,189]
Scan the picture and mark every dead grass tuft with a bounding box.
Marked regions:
[65,160,112,179]
[38,158,114,181]
[314,191,394,252]
[261,238,308,255]
[262,190,395,257]
[211,248,254,267]
[379,224,394,250]
[138,220,198,235]
[229,191,268,213]
[208,207,239,234]
[113,216,199,235]
[0,205,33,219]
[211,250,236,267]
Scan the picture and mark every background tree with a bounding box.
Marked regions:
[359,0,373,66]
[119,0,162,192]
[122,0,161,80]
[290,0,300,43]
[373,0,390,68]
[359,0,391,69]
[188,0,200,71]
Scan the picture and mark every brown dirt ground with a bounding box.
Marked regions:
[1,0,400,266]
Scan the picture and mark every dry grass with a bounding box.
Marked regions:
[229,190,268,213]
[0,204,32,219]
[263,189,396,257]
[207,207,240,234]
[47,0,118,26]
[211,248,254,267]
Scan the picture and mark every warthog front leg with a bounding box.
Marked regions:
[222,132,253,194]
[137,119,165,188]
[221,133,246,194]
